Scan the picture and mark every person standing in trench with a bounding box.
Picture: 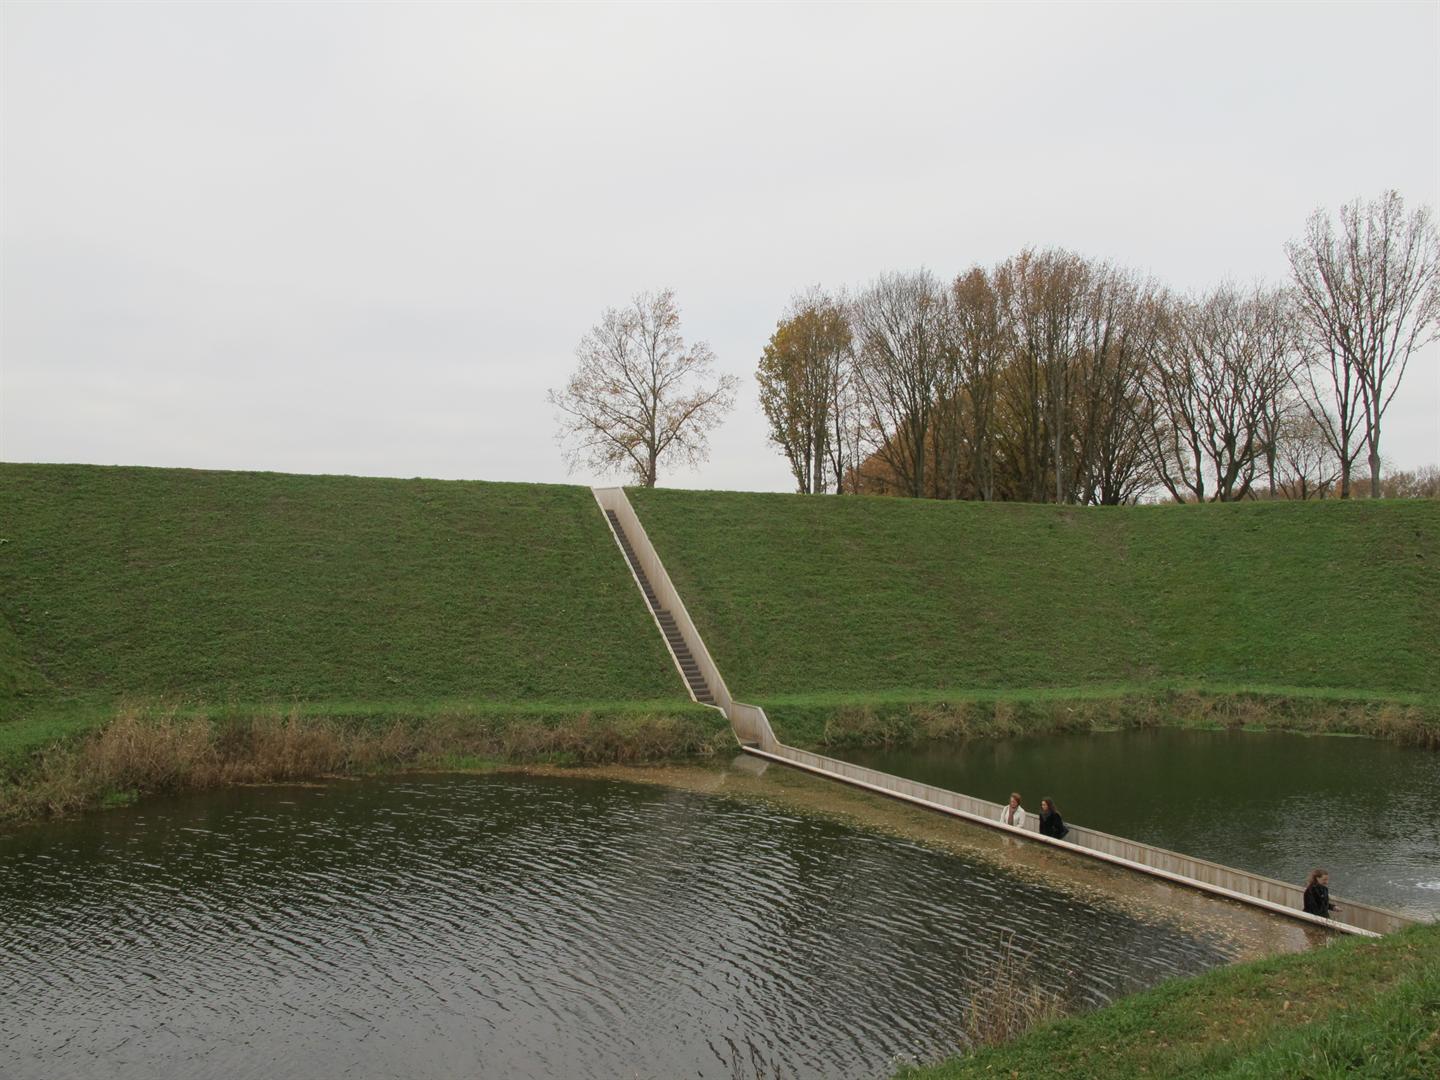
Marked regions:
[1001,791,1027,828]
[1303,869,1338,918]
[1038,797,1069,840]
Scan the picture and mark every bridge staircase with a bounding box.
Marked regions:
[604,509,715,706]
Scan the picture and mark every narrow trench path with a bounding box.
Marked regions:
[605,509,715,705]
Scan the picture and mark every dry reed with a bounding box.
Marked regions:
[958,932,1067,1052]
[0,708,731,824]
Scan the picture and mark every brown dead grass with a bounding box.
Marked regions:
[958,931,1068,1052]
[0,708,732,823]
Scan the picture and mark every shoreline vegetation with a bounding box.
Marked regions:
[3,685,1434,825]
[763,685,1440,750]
[0,705,733,824]
[899,922,1440,1079]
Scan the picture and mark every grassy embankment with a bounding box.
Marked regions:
[630,488,1440,747]
[900,921,1440,1079]
[0,464,725,819]
[629,489,1440,1075]
[5,467,1438,1068]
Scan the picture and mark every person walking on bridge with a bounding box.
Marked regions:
[1001,792,1027,829]
[1303,869,1338,918]
[1038,798,1069,840]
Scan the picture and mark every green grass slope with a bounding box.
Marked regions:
[629,489,1440,708]
[0,464,690,744]
[898,922,1440,1079]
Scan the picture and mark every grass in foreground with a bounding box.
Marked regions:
[898,922,1440,1079]
[630,489,1440,702]
[0,464,691,759]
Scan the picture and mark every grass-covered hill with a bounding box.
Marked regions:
[630,488,1440,716]
[0,464,693,758]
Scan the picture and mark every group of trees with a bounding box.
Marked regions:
[548,192,1437,500]
[757,191,1438,502]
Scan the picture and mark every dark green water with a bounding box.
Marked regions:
[0,773,1235,1080]
[841,729,1440,917]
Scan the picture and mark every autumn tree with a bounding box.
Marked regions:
[850,271,951,499]
[1072,266,1165,506]
[992,250,1092,502]
[757,290,853,494]
[950,266,1009,501]
[1286,191,1440,497]
[549,289,737,487]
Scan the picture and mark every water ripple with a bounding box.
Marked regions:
[0,774,1236,1079]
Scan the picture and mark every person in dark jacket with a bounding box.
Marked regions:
[1303,868,1338,917]
[1038,797,1069,840]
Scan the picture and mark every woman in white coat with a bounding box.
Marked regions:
[1001,791,1027,828]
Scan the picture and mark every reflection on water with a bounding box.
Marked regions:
[0,774,1234,1079]
[841,728,1440,917]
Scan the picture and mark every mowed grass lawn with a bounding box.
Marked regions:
[629,488,1440,705]
[0,465,692,752]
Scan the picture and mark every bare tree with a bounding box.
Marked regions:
[1073,265,1164,505]
[991,256,1048,502]
[825,334,866,494]
[1273,411,1341,500]
[1142,284,1299,502]
[549,289,737,487]
[756,289,853,494]
[1286,191,1440,497]
[951,266,1009,501]
[997,249,1090,503]
[850,271,951,499]
[1377,464,1440,499]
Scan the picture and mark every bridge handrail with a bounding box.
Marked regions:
[747,727,1415,937]
[602,487,1419,939]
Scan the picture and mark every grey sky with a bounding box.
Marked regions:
[3,1,1437,491]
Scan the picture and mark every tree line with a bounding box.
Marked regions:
[548,191,1436,499]
[758,190,1439,502]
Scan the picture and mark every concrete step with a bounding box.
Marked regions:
[606,502,717,708]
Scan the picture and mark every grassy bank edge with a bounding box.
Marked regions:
[761,685,1440,750]
[0,695,713,762]
[4,684,1436,825]
[0,703,733,824]
[896,922,1440,1079]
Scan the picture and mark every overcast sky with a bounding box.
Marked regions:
[3,1,1437,492]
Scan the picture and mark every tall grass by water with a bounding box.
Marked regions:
[0,707,733,822]
[765,688,1440,750]
[955,932,1066,1052]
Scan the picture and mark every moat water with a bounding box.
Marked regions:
[841,727,1440,918]
[0,772,1238,1079]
